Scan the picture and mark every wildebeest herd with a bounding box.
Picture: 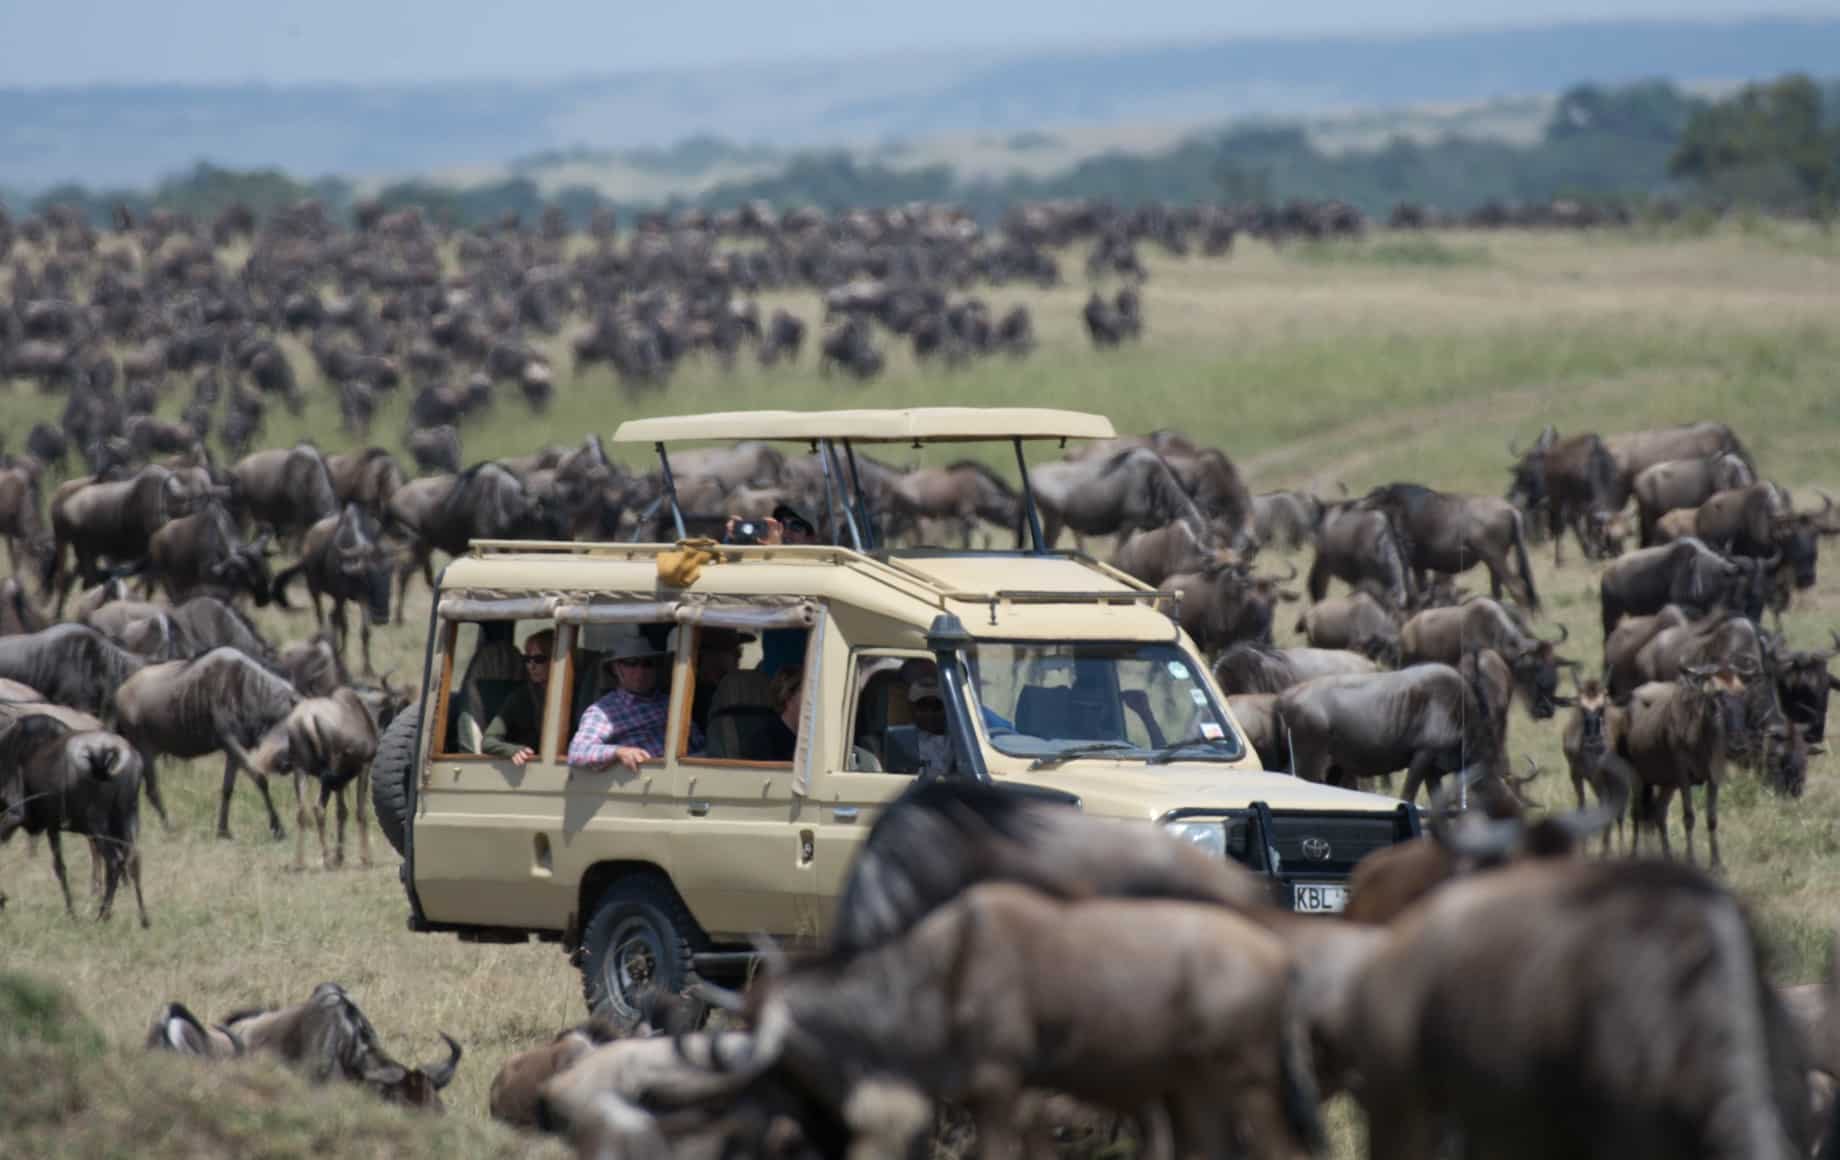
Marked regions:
[2,191,1840,1158]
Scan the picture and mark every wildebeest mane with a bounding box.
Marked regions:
[1214,642,1291,695]
[0,624,145,716]
[945,459,1017,498]
[175,649,301,748]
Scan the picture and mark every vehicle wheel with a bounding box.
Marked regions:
[579,875,706,1021]
[370,699,421,858]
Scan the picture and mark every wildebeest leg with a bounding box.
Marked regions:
[354,761,372,868]
[138,750,172,831]
[217,754,239,840]
[331,598,351,669]
[1400,752,1441,805]
[89,836,104,896]
[318,780,338,869]
[971,1091,1025,1160]
[128,841,148,928]
[1680,784,1697,865]
[46,829,75,918]
[97,837,120,921]
[250,773,285,842]
[291,771,311,870]
[1705,780,1721,870]
[359,613,377,680]
[310,588,327,633]
[331,783,349,869]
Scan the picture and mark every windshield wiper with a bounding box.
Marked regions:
[1027,741,1141,770]
[1145,734,1240,765]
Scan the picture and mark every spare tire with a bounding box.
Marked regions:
[371,700,421,858]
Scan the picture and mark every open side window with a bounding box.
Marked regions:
[679,624,811,767]
[431,617,558,760]
[845,650,935,775]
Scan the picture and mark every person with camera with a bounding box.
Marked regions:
[568,631,701,773]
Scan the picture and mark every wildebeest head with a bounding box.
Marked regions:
[1682,664,1752,754]
[1772,492,1838,591]
[332,504,392,624]
[209,528,275,608]
[1776,633,1839,745]
[362,1033,462,1111]
[1503,622,1574,720]
[1761,720,1821,799]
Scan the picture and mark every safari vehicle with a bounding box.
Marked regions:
[375,407,1419,1018]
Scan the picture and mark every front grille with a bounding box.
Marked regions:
[1264,812,1403,878]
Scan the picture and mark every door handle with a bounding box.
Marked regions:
[687,800,710,817]
[833,806,859,822]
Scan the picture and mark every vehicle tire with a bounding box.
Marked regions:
[370,699,421,858]
[579,875,706,1021]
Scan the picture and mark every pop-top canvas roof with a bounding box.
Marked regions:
[611,407,1116,445]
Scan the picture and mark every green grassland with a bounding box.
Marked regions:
[4,224,1840,1155]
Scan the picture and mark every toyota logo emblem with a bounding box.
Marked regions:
[1300,837,1332,862]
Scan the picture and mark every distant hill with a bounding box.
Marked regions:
[5,16,1840,191]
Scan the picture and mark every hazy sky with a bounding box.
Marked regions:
[2,1,1831,87]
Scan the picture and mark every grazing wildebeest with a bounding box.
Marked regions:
[148,981,461,1109]
[1029,448,1207,551]
[1620,666,1751,866]
[1306,504,1414,609]
[1213,642,1378,695]
[272,504,395,676]
[43,465,190,613]
[0,623,144,719]
[1399,598,1575,718]
[1251,490,1325,551]
[1294,586,1404,667]
[892,461,1021,549]
[1359,483,1540,611]
[113,647,303,839]
[143,500,274,606]
[0,714,148,926]
[1597,537,1754,641]
[229,442,338,547]
[1278,652,1524,809]
[1504,432,1629,563]
[1631,453,1755,546]
[1562,678,1632,853]
[1167,558,1300,652]
[246,687,389,870]
[714,883,1322,1160]
[1341,856,1809,1160]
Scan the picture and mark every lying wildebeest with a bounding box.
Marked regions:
[1028,447,1211,552]
[1621,665,1752,867]
[1166,558,1299,651]
[0,713,148,927]
[1278,651,1526,809]
[1294,585,1403,667]
[0,623,144,719]
[706,883,1323,1160]
[1214,641,1378,695]
[113,646,302,838]
[43,465,191,613]
[1306,504,1414,609]
[1631,452,1755,546]
[147,981,461,1110]
[1341,855,1809,1160]
[272,504,394,676]
[1250,489,1325,551]
[1399,597,1575,718]
[1505,431,1631,563]
[143,500,274,606]
[245,687,392,870]
[1562,678,1633,854]
[229,442,338,548]
[1359,483,1540,611]
[1598,537,1760,641]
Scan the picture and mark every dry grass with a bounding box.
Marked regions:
[4,224,1840,1156]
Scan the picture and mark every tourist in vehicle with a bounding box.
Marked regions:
[774,504,819,545]
[476,629,554,766]
[906,676,951,774]
[745,665,805,762]
[691,628,753,733]
[568,632,698,772]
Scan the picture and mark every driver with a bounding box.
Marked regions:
[905,676,951,775]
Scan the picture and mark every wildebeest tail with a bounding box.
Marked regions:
[1277,969,1325,1153]
[1509,509,1540,612]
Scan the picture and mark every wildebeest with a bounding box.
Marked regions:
[43,465,191,612]
[113,647,303,838]
[0,713,148,927]
[1604,421,1753,498]
[0,457,47,573]
[1598,537,1758,641]
[490,990,712,1130]
[1631,453,1756,546]
[1250,490,1325,551]
[1028,448,1210,551]
[1111,520,1234,587]
[245,687,391,870]
[1341,856,1809,1160]
[384,463,563,620]
[1294,586,1404,667]
[143,501,274,606]
[1306,504,1414,609]
[148,981,461,1109]
[1278,652,1523,809]
[1773,632,1840,745]
[1213,642,1378,695]
[1399,598,1575,718]
[1561,678,1632,854]
[271,504,395,676]
[1228,692,1285,770]
[406,425,463,476]
[0,623,144,719]
[1167,558,1300,651]
[0,576,48,637]
[1694,486,1840,618]
[229,442,338,547]
[716,883,1322,1160]
[892,461,1021,549]
[325,446,405,518]
[1505,430,1630,563]
[1620,666,1750,866]
[1359,483,1540,611]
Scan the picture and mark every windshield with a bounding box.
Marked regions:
[967,641,1244,765]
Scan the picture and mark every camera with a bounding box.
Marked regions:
[725,519,765,546]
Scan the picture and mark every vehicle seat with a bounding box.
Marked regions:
[852,668,908,766]
[882,724,922,774]
[449,638,524,752]
[704,670,777,760]
[1015,685,1071,739]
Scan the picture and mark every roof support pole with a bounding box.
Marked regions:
[1013,436,1047,554]
[817,439,865,552]
[655,442,687,541]
[841,440,878,552]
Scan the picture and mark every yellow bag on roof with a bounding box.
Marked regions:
[657,538,721,587]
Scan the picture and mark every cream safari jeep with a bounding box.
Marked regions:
[374,408,1418,1018]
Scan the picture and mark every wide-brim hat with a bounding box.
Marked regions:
[605,629,674,664]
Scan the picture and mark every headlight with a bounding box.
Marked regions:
[1163,819,1226,858]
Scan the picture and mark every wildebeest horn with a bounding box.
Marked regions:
[1440,810,1524,862]
[1541,622,1569,645]
[1512,755,1541,788]
[423,1033,462,1089]
[216,1023,247,1057]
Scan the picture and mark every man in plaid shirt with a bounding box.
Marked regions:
[568,632,703,772]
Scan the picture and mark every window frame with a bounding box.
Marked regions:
[564,619,684,770]
[429,617,563,762]
[676,623,809,770]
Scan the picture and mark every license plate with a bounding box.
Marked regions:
[1292,882,1348,914]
